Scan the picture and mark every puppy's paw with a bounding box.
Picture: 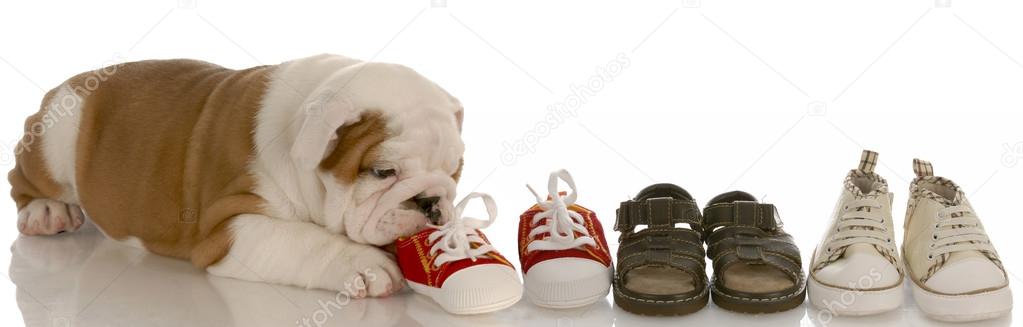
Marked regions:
[17,199,85,236]
[334,246,404,298]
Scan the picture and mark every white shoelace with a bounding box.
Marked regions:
[928,205,995,260]
[825,198,892,254]
[427,192,498,268]
[524,170,596,253]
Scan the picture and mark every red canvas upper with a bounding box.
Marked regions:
[396,227,513,288]
[517,194,612,274]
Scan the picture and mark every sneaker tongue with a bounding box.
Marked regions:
[929,191,964,207]
[948,192,965,206]
[918,177,966,207]
[866,181,886,196]
[854,192,879,202]
[852,178,886,197]
[845,169,888,198]
[845,243,884,258]
[850,193,882,211]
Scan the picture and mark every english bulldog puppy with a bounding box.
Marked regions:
[8,54,466,297]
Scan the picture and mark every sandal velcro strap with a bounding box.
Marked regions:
[707,233,801,265]
[736,243,764,261]
[710,240,802,279]
[620,229,704,254]
[702,201,778,232]
[711,245,802,280]
[617,229,706,275]
[699,193,806,312]
[615,197,702,231]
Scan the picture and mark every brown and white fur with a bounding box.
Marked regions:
[7,54,466,297]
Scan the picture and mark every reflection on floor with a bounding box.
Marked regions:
[7,223,1013,327]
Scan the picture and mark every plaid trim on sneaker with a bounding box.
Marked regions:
[905,159,1004,283]
[844,150,889,196]
[913,158,934,178]
[859,150,879,173]
[908,159,965,208]
[818,150,899,272]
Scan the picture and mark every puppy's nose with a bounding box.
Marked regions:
[414,196,441,223]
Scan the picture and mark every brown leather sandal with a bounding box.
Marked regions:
[612,183,709,316]
[703,191,805,313]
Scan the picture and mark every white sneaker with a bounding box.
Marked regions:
[808,150,904,316]
[903,158,1012,322]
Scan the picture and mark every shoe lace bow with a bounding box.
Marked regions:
[427,192,497,267]
[525,170,596,252]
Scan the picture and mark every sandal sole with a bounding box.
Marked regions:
[612,280,710,316]
[710,279,806,314]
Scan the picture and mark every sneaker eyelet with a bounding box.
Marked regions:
[927,254,934,260]
[932,234,938,240]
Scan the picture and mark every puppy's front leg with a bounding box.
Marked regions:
[207,214,404,297]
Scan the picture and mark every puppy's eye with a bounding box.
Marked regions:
[371,168,397,179]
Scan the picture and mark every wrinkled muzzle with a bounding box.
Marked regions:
[370,172,458,226]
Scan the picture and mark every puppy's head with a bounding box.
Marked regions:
[291,62,464,245]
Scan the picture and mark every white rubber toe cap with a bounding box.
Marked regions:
[815,245,900,289]
[523,257,611,308]
[913,279,1012,322]
[925,254,1007,294]
[410,264,522,315]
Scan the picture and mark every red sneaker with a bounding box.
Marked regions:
[396,193,522,315]
[519,170,613,308]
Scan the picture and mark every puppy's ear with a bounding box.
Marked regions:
[319,111,387,184]
[446,93,463,133]
[451,157,464,182]
[454,109,463,133]
[291,90,358,170]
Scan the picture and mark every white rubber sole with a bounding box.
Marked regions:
[527,290,606,309]
[911,283,1012,322]
[807,277,904,316]
[524,262,612,309]
[407,280,522,315]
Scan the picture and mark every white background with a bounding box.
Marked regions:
[1,0,1022,326]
